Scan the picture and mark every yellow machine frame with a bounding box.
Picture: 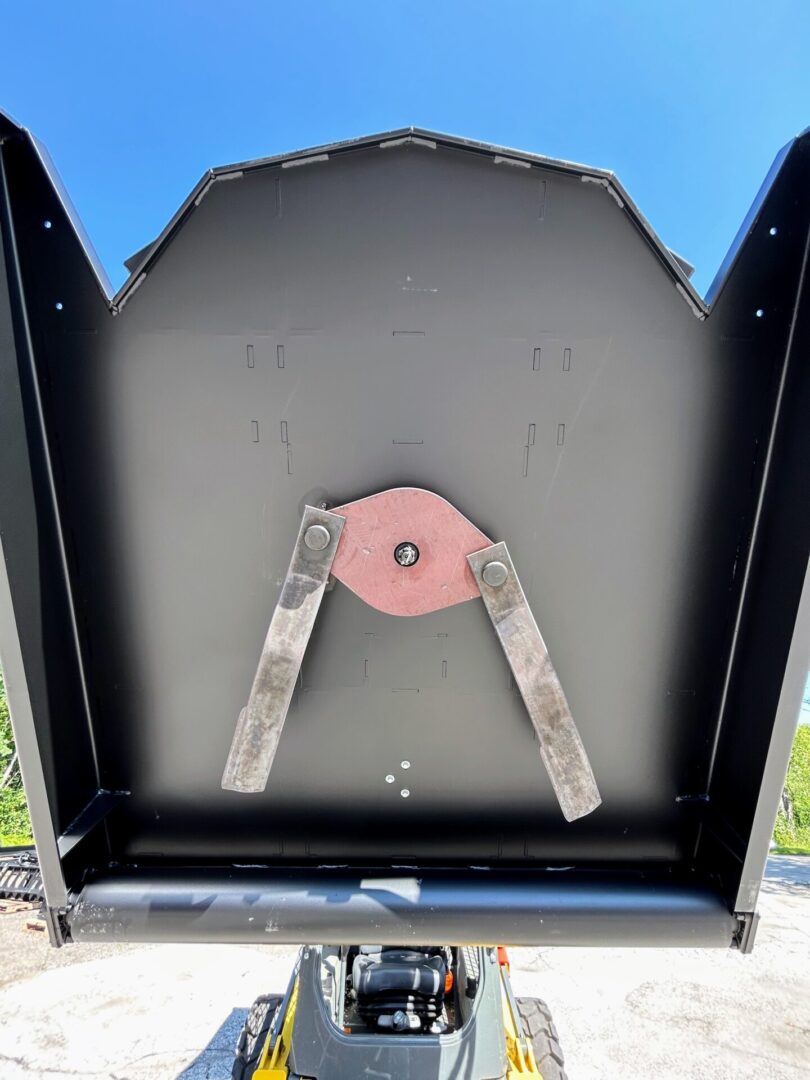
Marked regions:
[252,949,543,1080]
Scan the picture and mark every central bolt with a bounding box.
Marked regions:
[394,542,420,567]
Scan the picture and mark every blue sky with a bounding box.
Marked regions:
[1,2,809,294]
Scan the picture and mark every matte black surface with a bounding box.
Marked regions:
[1,114,809,947]
[67,868,738,947]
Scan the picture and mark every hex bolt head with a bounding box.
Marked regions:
[482,560,509,587]
[304,524,331,551]
[394,542,420,567]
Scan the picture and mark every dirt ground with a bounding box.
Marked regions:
[0,856,807,1079]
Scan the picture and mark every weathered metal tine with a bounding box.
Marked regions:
[467,542,601,821]
[222,507,345,793]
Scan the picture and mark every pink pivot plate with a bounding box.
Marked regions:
[330,488,491,616]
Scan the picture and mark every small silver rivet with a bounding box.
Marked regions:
[304,524,331,551]
[385,774,395,784]
[400,788,410,798]
[401,760,411,769]
[482,560,508,587]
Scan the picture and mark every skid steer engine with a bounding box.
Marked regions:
[232,945,561,1079]
[349,946,452,1033]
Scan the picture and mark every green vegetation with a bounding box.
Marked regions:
[772,722,810,853]
[0,669,33,846]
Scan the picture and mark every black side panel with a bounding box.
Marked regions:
[0,133,100,850]
[699,137,810,905]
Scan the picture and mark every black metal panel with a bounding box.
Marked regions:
[702,135,810,911]
[67,868,738,947]
[0,132,100,905]
[1,111,808,947]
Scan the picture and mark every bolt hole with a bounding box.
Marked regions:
[385,774,395,784]
[54,302,64,311]
[755,308,764,318]
[769,226,778,236]
[400,789,410,798]
[43,220,52,230]
[401,760,411,769]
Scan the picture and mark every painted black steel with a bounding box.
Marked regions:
[1,109,808,948]
[67,868,738,947]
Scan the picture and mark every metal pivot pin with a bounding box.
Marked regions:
[481,561,508,587]
[304,524,331,551]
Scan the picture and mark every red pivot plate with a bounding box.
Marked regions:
[330,487,491,617]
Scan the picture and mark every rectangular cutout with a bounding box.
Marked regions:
[533,347,541,371]
[563,347,572,372]
[277,344,285,369]
[280,421,288,444]
[538,179,548,220]
[528,424,536,446]
[557,423,566,446]
[246,344,255,369]
[251,421,260,443]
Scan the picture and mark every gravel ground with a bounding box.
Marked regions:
[0,856,807,1080]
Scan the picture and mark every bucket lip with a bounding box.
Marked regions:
[3,109,738,318]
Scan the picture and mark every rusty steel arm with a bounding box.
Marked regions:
[467,543,601,821]
[222,506,345,793]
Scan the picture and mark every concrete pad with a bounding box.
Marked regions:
[510,856,810,1080]
[0,857,807,1079]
